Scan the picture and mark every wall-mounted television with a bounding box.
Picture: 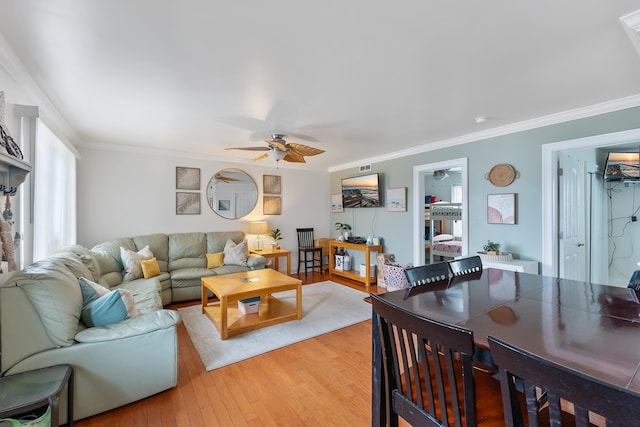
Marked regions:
[341,173,381,208]
[603,152,640,181]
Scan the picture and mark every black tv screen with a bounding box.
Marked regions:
[341,173,381,208]
[603,152,640,181]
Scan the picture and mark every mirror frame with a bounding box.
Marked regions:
[207,168,258,219]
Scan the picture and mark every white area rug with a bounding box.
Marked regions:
[178,281,371,371]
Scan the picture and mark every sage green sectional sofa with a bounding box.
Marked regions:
[91,230,267,305]
[0,231,266,423]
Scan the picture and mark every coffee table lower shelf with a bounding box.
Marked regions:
[203,294,300,339]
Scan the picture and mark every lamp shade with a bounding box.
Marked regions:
[249,221,268,235]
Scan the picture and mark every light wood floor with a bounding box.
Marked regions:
[74,272,384,427]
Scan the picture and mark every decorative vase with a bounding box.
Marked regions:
[344,231,351,240]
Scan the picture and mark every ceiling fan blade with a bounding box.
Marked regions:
[288,143,325,157]
[253,153,269,162]
[283,151,306,163]
[225,146,270,152]
[216,176,241,182]
[268,140,288,152]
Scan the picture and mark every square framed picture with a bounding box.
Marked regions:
[176,192,201,215]
[487,193,516,224]
[218,200,230,211]
[386,187,407,212]
[264,195,281,215]
[263,175,281,194]
[176,167,200,190]
[331,194,344,212]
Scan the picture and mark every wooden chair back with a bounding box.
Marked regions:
[371,294,502,426]
[488,335,640,427]
[448,255,482,277]
[296,228,316,248]
[404,262,451,287]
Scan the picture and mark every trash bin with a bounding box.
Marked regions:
[0,405,51,427]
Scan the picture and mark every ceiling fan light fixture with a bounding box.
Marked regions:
[268,149,286,161]
[433,169,449,180]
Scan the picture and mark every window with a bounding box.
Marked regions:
[33,121,76,261]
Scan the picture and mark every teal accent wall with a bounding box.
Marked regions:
[330,106,640,265]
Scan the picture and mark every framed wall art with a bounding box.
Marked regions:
[331,194,344,213]
[176,167,200,190]
[263,195,281,215]
[487,193,516,224]
[176,192,201,215]
[263,174,281,194]
[386,187,407,212]
[218,200,230,211]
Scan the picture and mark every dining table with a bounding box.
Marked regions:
[371,268,640,426]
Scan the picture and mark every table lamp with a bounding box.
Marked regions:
[249,221,268,251]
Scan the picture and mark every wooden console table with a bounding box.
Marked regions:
[329,240,382,288]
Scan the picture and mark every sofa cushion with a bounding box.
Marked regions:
[79,276,141,324]
[223,239,248,266]
[116,278,163,311]
[11,258,83,346]
[120,245,154,282]
[141,257,161,279]
[133,233,169,273]
[81,288,131,327]
[206,252,224,268]
[206,231,246,253]
[92,237,136,273]
[168,232,206,270]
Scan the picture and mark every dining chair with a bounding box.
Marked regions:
[371,294,503,427]
[448,255,482,277]
[404,262,451,287]
[488,335,640,427]
[296,228,322,276]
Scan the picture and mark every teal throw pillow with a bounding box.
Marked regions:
[81,288,129,327]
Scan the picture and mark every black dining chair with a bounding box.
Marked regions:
[404,262,451,287]
[371,294,504,427]
[488,335,640,427]
[296,228,322,276]
[448,255,483,277]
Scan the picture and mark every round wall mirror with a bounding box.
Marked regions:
[207,168,258,219]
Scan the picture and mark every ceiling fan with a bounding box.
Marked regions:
[226,134,325,163]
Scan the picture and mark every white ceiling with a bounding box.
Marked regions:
[2,1,640,171]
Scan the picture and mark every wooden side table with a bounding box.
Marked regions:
[250,248,291,275]
[0,364,74,426]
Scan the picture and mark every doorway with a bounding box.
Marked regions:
[542,128,640,282]
[413,158,468,266]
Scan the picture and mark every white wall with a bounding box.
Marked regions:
[77,146,331,271]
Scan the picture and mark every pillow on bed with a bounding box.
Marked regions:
[433,234,454,242]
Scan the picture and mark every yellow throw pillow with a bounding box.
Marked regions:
[140,257,161,279]
[207,252,224,269]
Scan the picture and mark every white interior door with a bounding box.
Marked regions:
[558,151,587,281]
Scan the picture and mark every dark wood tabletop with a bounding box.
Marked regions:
[372,268,640,425]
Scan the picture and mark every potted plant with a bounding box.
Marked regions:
[270,228,283,250]
[335,222,352,240]
[482,240,500,256]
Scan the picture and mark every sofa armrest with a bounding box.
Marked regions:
[247,253,267,269]
[74,309,181,343]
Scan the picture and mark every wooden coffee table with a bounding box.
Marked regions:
[201,269,302,339]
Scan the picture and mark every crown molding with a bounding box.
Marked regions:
[0,33,80,155]
[329,94,640,172]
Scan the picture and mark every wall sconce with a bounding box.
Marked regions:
[249,221,268,251]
